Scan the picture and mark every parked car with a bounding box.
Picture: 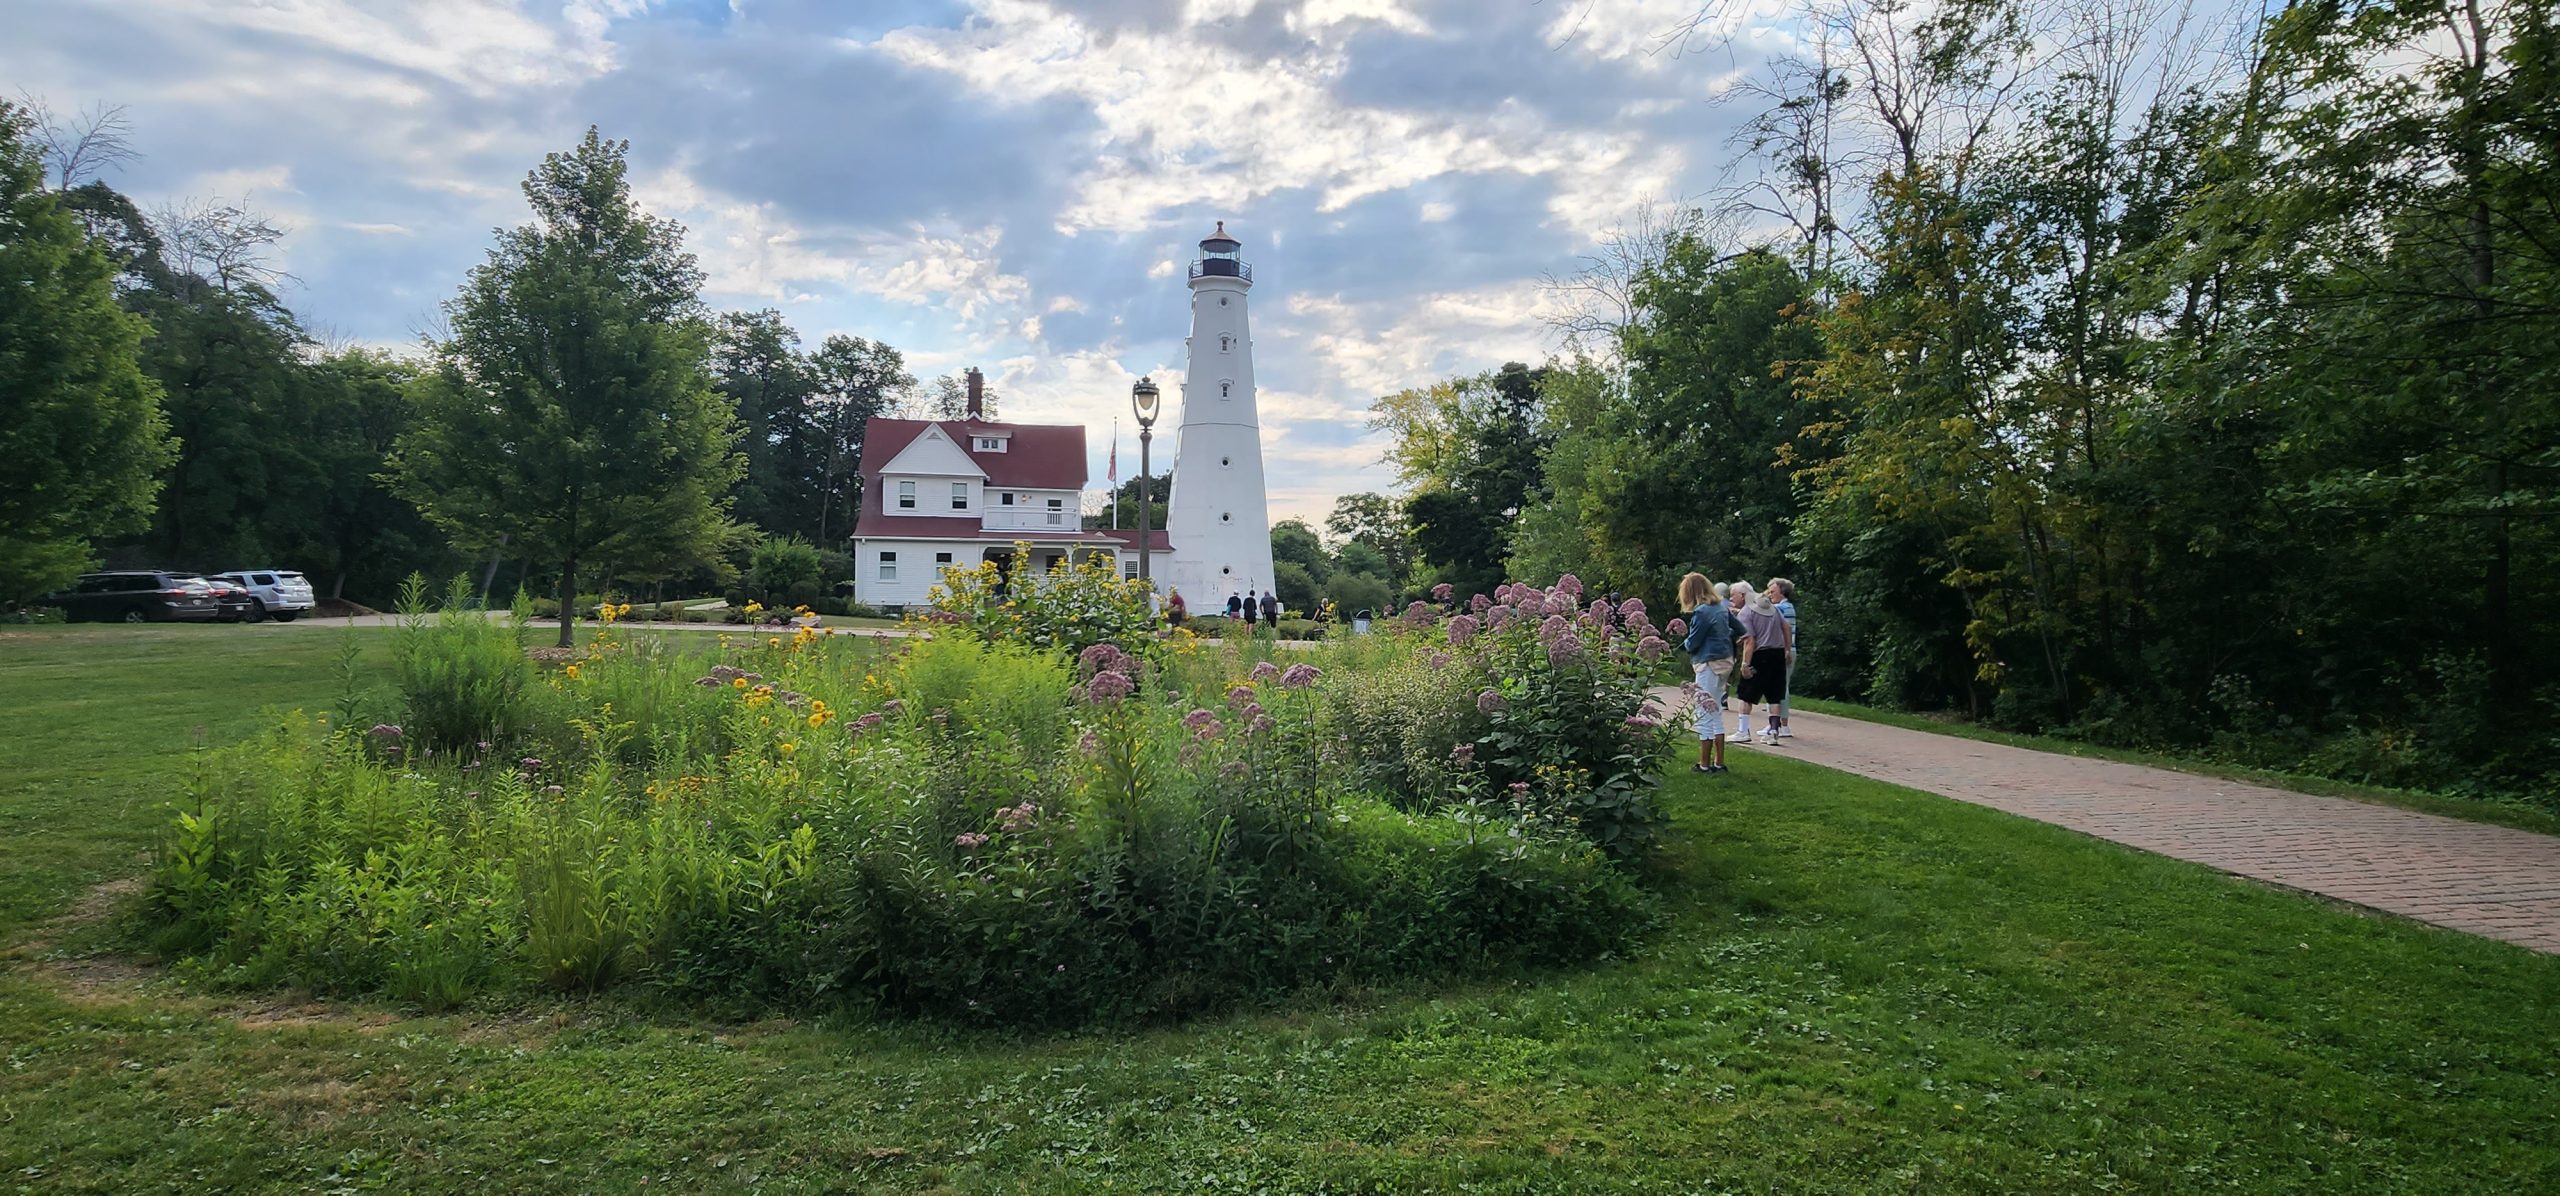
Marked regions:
[209,568,316,622]
[192,576,259,623]
[41,572,222,624]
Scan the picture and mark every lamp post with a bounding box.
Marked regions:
[1130,376,1161,596]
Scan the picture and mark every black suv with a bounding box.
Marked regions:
[44,572,223,624]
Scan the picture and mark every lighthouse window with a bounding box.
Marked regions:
[1220,380,1232,399]
[1221,512,1232,523]
[1219,297,1229,307]
[1220,456,1231,467]
[1219,335,1232,352]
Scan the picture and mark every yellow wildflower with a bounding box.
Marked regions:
[780,741,797,755]
[732,677,749,689]
[564,663,581,680]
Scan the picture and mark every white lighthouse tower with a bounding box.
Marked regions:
[1164,222,1275,606]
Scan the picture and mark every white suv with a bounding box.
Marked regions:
[212,569,317,622]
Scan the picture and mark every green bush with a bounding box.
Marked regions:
[750,536,824,606]
[389,576,534,750]
[1275,618,1325,640]
[144,616,1653,1024]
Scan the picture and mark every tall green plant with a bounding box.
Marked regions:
[391,574,533,750]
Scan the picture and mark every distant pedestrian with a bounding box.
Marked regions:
[1679,572,1736,774]
[1227,592,1243,620]
[1731,582,1792,746]
[1767,578,1798,739]
[1260,590,1279,628]
[1167,589,1188,626]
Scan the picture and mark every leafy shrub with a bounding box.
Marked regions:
[389,576,534,750]
[926,543,1153,658]
[1276,617,1326,640]
[750,536,824,605]
[1318,577,1678,857]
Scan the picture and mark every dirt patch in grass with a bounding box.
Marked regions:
[260,1077,377,1127]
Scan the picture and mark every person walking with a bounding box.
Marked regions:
[1260,590,1279,629]
[1767,577,1798,738]
[1731,582,1792,746]
[1678,572,1737,774]
[1226,592,1243,620]
[1167,589,1188,626]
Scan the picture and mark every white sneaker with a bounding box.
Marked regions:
[1758,731,1779,746]
[1775,726,1794,739]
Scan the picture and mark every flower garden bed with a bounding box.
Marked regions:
[144,567,1678,1024]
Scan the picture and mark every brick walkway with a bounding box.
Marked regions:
[1655,691,2560,954]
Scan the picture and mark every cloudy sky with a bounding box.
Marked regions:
[8,0,1790,524]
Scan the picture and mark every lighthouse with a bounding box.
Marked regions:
[1163,222,1276,606]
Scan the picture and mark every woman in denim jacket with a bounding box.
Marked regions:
[1678,572,1737,774]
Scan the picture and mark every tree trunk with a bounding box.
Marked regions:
[557,557,577,649]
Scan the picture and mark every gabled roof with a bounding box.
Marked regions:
[861,418,1087,491]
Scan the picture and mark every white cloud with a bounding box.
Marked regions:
[636,166,1033,322]
[869,0,1679,237]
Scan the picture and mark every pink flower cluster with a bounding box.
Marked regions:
[1278,663,1323,689]
[996,801,1039,833]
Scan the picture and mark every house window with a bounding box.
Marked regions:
[878,551,898,581]
[976,437,1005,451]
[1000,491,1015,506]
[951,482,969,510]
[1046,498,1064,526]
[897,480,915,510]
[935,552,953,565]
[1123,560,1138,580]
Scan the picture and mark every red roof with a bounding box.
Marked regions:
[1099,528,1172,551]
[860,417,1088,490]
[850,416,1097,542]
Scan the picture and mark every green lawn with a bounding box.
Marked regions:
[3,626,2556,1191]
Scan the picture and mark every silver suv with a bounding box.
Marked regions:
[212,569,317,622]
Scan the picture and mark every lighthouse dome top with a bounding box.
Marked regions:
[1189,219,1252,285]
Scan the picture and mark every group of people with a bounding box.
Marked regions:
[1162,588,1281,629]
[1677,574,1799,775]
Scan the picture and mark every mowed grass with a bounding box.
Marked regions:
[2,627,2556,1192]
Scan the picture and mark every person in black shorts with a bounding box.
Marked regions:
[1731,581,1793,746]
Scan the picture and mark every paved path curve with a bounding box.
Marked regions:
[1653,691,2560,954]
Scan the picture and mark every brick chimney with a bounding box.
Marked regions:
[965,367,984,420]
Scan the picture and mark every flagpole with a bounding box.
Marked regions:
[1110,419,1121,531]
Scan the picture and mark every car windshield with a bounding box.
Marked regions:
[175,577,214,591]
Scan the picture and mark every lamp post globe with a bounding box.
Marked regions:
[1131,377,1159,594]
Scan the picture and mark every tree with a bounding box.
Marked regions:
[1270,518,1329,586]
[714,309,817,536]
[391,129,744,647]
[1272,560,1321,614]
[1369,362,1551,596]
[809,333,910,543]
[0,102,171,601]
[1099,472,1169,535]
[1322,492,1413,584]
